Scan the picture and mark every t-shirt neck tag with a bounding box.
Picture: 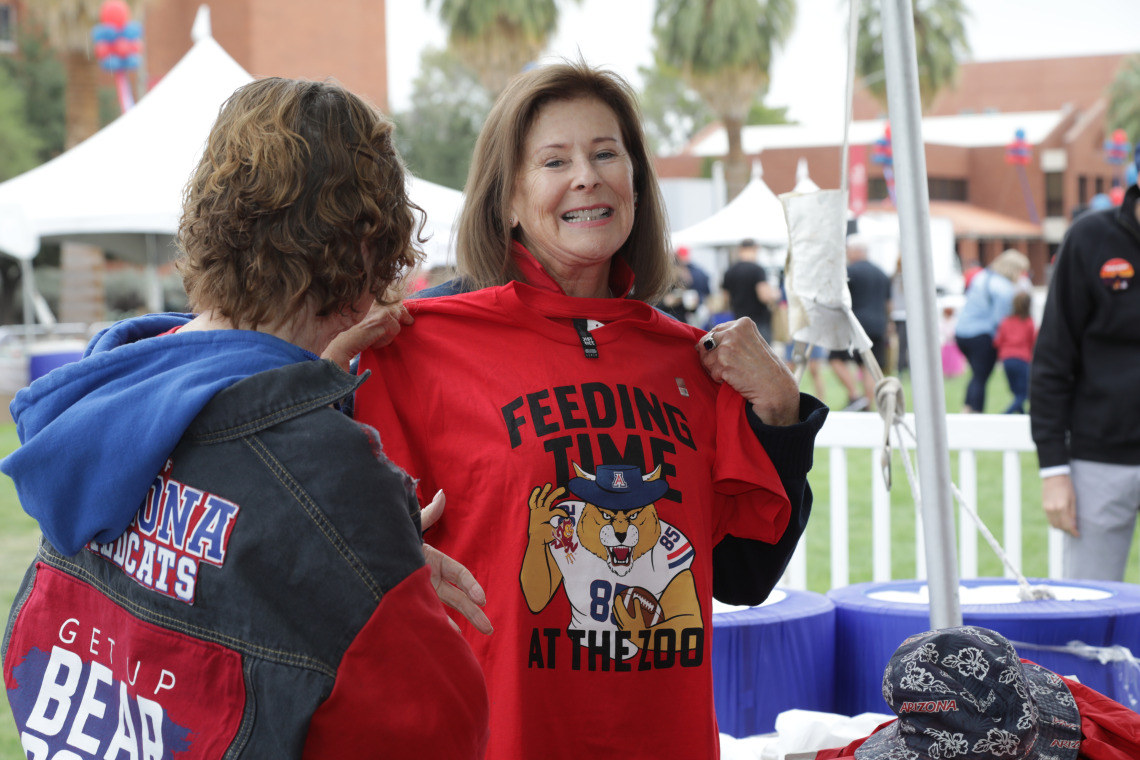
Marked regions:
[572,318,599,359]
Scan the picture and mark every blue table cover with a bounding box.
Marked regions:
[712,588,836,737]
[828,578,1140,716]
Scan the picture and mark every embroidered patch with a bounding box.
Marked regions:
[4,566,246,758]
[1100,257,1135,291]
[87,459,240,605]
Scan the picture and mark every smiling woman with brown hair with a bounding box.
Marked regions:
[342,59,828,759]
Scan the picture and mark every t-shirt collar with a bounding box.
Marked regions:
[510,240,636,298]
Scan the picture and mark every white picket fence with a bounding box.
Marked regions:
[783,410,1063,592]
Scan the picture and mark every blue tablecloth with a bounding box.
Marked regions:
[828,578,1140,716]
[712,588,836,737]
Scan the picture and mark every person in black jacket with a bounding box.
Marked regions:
[1031,181,1140,581]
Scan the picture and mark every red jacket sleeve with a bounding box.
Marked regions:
[303,565,489,759]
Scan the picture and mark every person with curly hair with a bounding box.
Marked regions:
[1,78,488,758]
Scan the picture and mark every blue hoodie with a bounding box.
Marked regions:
[1,313,319,556]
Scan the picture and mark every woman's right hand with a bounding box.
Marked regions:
[698,318,800,426]
[322,301,413,371]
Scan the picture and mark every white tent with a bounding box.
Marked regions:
[0,7,462,309]
[0,21,249,266]
[411,176,463,270]
[792,158,821,194]
[670,161,789,250]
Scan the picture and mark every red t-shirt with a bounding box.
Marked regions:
[994,314,1037,362]
[355,279,789,760]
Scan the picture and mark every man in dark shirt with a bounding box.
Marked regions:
[829,235,892,411]
[1031,180,1140,580]
[722,238,779,342]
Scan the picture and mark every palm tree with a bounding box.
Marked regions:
[427,0,578,97]
[1107,55,1140,146]
[855,0,971,110]
[22,0,149,323]
[27,0,99,148]
[653,0,796,201]
[25,0,150,148]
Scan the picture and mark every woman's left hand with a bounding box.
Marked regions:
[322,301,413,371]
[697,319,800,426]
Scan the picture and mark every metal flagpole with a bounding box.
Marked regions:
[879,0,962,628]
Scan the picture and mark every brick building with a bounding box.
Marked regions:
[657,53,1138,284]
[142,0,390,113]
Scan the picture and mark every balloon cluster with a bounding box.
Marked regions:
[871,124,893,167]
[91,0,142,72]
[1104,128,1131,166]
[1005,128,1031,165]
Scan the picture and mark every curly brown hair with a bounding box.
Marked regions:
[177,77,424,329]
[455,60,672,302]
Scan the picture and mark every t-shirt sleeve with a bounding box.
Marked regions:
[353,348,435,503]
[302,565,489,760]
[710,383,790,545]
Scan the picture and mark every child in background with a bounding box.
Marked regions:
[939,305,966,378]
[994,290,1036,413]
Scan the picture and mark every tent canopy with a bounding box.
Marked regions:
[0,14,462,269]
[0,33,249,263]
[670,161,789,250]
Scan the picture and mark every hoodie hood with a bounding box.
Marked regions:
[2,313,319,555]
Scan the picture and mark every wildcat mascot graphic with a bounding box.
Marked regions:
[519,463,702,660]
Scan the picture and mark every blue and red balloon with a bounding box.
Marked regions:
[872,124,893,167]
[1006,128,1040,224]
[1104,128,1131,166]
[1005,128,1032,166]
[90,0,142,112]
[91,1,142,73]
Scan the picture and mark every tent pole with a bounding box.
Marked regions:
[20,258,35,345]
[145,234,163,313]
[880,0,962,628]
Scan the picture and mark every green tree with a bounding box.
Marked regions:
[0,66,42,181]
[639,63,792,156]
[653,0,796,200]
[395,47,493,190]
[0,29,66,162]
[1107,55,1140,146]
[427,0,580,97]
[855,0,971,110]
[637,63,716,155]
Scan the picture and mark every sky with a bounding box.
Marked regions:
[385,0,1140,131]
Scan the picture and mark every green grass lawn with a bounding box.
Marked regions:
[0,424,37,759]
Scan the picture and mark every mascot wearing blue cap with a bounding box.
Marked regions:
[520,464,703,661]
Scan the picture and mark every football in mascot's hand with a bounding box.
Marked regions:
[617,586,664,628]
